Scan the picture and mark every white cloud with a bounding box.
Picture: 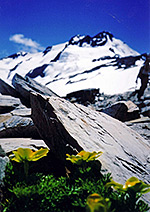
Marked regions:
[9,34,44,52]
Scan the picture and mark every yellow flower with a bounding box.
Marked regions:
[123,177,140,189]
[66,150,103,165]
[106,177,150,194]
[10,147,49,162]
[86,193,111,212]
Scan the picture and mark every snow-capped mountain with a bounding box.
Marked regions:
[0,31,144,96]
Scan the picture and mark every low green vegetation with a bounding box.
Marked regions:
[1,148,150,212]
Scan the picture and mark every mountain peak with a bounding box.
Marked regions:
[69,31,114,47]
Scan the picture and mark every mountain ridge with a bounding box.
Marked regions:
[0,31,146,97]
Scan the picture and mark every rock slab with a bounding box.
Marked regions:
[30,93,150,187]
[12,73,59,107]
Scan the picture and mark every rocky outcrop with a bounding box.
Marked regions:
[65,86,150,141]
[101,100,140,122]
[65,88,99,105]
[0,94,39,138]
[0,145,9,187]
[26,64,49,78]
[0,95,20,114]
[30,93,150,188]
[0,75,61,138]
[0,77,149,141]
[141,106,150,117]
[69,31,114,47]
[0,156,9,185]
[91,86,150,141]
[126,117,150,141]
[43,46,52,56]
[0,115,40,138]
[0,138,48,153]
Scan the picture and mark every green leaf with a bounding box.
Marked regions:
[105,180,123,191]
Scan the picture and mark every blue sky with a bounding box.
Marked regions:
[0,0,149,58]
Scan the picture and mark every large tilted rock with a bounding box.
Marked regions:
[31,93,83,160]
[0,79,19,98]
[12,73,59,107]
[30,93,150,187]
